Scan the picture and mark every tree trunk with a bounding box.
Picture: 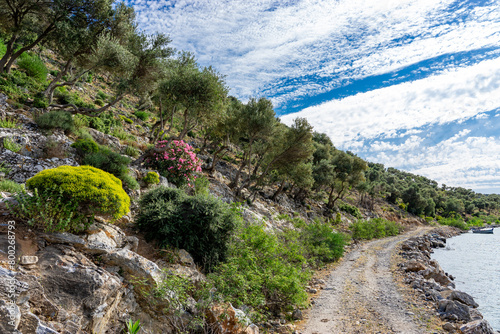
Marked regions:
[0,34,18,73]
[44,59,74,103]
[271,181,286,201]
[4,24,55,73]
[207,145,227,174]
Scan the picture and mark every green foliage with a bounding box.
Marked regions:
[95,98,105,106]
[209,222,310,320]
[71,138,99,155]
[87,112,121,134]
[0,117,21,129]
[143,171,160,185]
[193,175,210,195]
[17,53,48,82]
[136,187,239,271]
[33,94,49,108]
[124,145,140,158]
[121,173,139,190]
[35,110,75,133]
[338,202,362,219]
[0,71,45,102]
[111,128,135,141]
[132,269,215,332]
[0,39,6,58]
[82,145,131,181]
[0,180,24,193]
[3,137,22,153]
[55,89,94,109]
[351,218,403,240]
[96,90,109,101]
[437,216,468,230]
[124,319,141,334]
[8,187,89,233]
[119,115,133,124]
[26,166,130,219]
[134,110,150,121]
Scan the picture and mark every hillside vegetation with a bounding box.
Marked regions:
[1,1,499,332]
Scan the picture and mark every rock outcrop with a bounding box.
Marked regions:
[399,227,496,334]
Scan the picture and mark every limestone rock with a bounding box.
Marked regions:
[84,222,126,254]
[292,308,303,320]
[41,232,86,248]
[177,249,195,267]
[101,248,164,286]
[87,128,122,149]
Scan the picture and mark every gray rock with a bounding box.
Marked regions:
[449,290,479,308]
[438,299,471,322]
[101,248,164,286]
[41,232,86,248]
[177,249,194,267]
[442,322,456,332]
[292,308,303,320]
[87,128,122,149]
[0,299,21,333]
[84,222,126,254]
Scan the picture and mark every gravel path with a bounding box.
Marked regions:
[301,226,433,334]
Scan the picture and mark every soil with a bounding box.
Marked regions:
[298,226,445,334]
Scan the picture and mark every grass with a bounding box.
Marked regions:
[3,137,22,153]
[0,179,24,193]
[0,117,21,129]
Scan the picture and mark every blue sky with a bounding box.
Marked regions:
[126,0,500,193]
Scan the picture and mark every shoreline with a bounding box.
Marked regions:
[397,226,499,334]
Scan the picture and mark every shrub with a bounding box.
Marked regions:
[121,173,139,190]
[96,90,108,101]
[35,110,74,133]
[437,217,468,230]
[338,202,362,219]
[0,117,21,129]
[124,145,140,158]
[0,180,24,193]
[71,138,99,155]
[42,138,67,159]
[111,128,135,141]
[9,187,89,233]
[145,140,202,187]
[209,223,310,320]
[143,171,160,185]
[95,98,104,106]
[351,218,403,240]
[17,53,48,82]
[134,111,150,121]
[25,165,130,219]
[82,145,130,179]
[136,186,238,272]
[3,137,22,153]
[119,115,133,124]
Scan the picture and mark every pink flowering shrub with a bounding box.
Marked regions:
[145,140,202,187]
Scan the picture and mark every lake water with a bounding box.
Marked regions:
[431,228,500,331]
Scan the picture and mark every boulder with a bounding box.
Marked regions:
[438,299,471,322]
[459,319,495,334]
[421,266,455,288]
[404,259,427,272]
[84,222,126,254]
[101,248,164,285]
[207,303,257,334]
[448,290,479,308]
[87,128,122,149]
[41,232,86,248]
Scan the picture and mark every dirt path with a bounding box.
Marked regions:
[300,226,434,334]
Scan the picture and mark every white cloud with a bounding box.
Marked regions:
[132,0,500,104]
[280,58,500,148]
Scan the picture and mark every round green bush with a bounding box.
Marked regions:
[26,165,130,218]
[71,138,99,154]
[143,171,160,185]
[35,110,74,132]
[136,186,238,271]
